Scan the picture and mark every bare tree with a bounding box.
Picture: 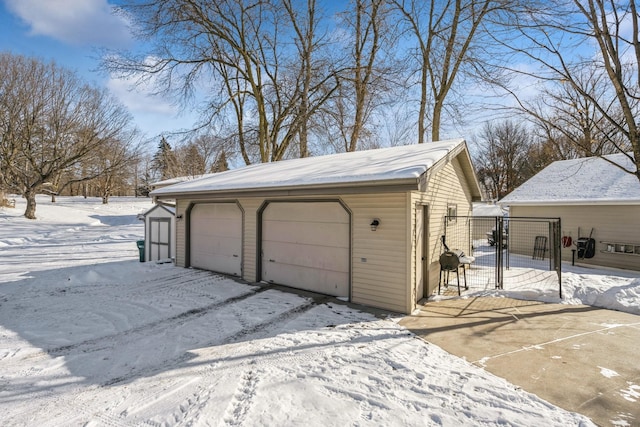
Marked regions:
[498,0,640,182]
[473,120,533,200]
[109,0,337,164]
[0,53,138,219]
[527,67,628,160]
[393,0,502,143]
[85,136,139,204]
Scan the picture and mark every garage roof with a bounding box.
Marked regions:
[500,152,640,206]
[151,139,481,198]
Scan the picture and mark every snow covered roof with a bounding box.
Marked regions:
[142,203,176,216]
[473,203,507,216]
[151,174,212,189]
[151,139,481,198]
[500,153,640,206]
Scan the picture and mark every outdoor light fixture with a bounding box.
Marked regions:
[370,218,380,231]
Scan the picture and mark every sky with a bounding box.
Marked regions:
[0,0,194,144]
[3,195,639,425]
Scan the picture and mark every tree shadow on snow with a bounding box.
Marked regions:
[0,261,395,394]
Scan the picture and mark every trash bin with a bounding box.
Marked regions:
[136,240,145,262]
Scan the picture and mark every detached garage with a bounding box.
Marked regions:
[500,153,640,272]
[151,139,482,314]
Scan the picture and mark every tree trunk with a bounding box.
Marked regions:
[432,97,443,142]
[418,61,429,144]
[24,189,37,219]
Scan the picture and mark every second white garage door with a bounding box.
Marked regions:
[261,202,350,297]
[190,203,242,276]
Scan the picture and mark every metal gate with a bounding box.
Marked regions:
[443,216,562,297]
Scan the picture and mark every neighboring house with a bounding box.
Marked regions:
[499,153,640,272]
[471,202,508,242]
[142,203,176,263]
[151,139,482,314]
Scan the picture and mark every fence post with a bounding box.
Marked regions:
[496,217,504,289]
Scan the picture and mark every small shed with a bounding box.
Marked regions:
[151,139,482,314]
[500,153,640,271]
[143,203,176,263]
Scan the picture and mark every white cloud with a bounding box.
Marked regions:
[106,72,176,115]
[106,71,199,138]
[4,0,132,47]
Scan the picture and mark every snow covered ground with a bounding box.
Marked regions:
[1,196,637,426]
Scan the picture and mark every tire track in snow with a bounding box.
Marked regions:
[2,270,340,426]
[100,294,319,387]
[0,287,258,367]
[47,288,260,358]
[85,296,324,425]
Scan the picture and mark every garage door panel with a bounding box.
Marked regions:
[263,241,349,271]
[263,263,349,296]
[193,236,240,258]
[261,202,350,298]
[191,203,242,276]
[264,202,349,222]
[263,221,349,247]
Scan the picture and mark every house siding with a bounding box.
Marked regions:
[342,193,409,313]
[237,198,262,281]
[175,199,188,267]
[417,158,473,298]
[511,205,640,271]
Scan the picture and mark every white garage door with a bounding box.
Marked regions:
[190,203,242,276]
[261,202,350,297]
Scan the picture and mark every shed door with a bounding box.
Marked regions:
[261,202,350,297]
[190,203,242,276]
[150,218,171,261]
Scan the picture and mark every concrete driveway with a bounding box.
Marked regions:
[400,297,640,427]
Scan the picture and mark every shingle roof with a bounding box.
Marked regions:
[500,153,640,205]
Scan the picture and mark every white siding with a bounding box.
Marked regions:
[342,193,409,313]
[511,205,640,272]
[418,157,474,298]
[238,198,262,282]
[175,199,188,267]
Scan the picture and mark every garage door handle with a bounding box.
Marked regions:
[233,254,239,257]
[269,259,275,262]
[422,256,425,261]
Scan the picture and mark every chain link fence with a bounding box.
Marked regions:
[441,216,562,298]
